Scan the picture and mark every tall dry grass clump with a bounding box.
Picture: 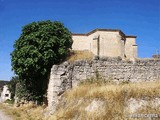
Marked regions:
[48,80,160,120]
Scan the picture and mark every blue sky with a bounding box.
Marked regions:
[0,0,159,80]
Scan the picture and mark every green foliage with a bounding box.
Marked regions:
[4,99,15,104]
[11,20,73,102]
[7,76,19,99]
[95,70,102,80]
[120,80,130,85]
[15,80,29,100]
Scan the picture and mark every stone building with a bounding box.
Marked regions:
[72,29,138,59]
[0,85,11,102]
[152,54,160,59]
[0,80,8,93]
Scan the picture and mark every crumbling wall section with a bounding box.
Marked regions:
[47,57,160,112]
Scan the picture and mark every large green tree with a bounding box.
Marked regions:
[11,20,72,102]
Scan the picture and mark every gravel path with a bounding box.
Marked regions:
[0,110,12,120]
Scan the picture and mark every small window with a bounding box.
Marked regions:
[5,94,9,97]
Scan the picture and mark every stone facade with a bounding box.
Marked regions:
[47,57,160,111]
[0,85,11,102]
[72,29,138,59]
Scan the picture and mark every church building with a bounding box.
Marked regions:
[72,29,138,59]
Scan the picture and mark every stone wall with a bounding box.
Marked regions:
[72,35,90,50]
[125,37,137,59]
[47,57,160,112]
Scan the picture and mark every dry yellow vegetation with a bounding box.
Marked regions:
[0,80,160,120]
[49,80,160,120]
[66,50,94,62]
[0,103,45,120]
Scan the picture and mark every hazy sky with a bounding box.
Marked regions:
[0,0,159,80]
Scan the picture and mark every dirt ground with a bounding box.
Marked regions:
[0,110,12,120]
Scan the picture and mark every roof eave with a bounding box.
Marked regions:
[126,35,137,38]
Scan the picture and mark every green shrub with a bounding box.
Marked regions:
[4,99,14,104]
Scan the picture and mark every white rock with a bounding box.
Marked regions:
[85,99,105,112]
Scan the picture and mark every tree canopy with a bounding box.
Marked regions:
[11,20,73,102]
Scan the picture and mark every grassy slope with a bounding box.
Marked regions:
[0,80,160,120]
[0,103,45,120]
[49,80,160,120]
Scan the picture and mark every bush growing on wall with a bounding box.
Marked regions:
[11,20,73,103]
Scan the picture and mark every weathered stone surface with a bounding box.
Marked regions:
[126,98,148,113]
[72,29,138,59]
[126,98,160,113]
[47,57,160,112]
[85,99,105,113]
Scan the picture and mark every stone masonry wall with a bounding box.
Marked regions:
[47,57,160,112]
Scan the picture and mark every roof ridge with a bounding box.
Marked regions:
[72,28,136,38]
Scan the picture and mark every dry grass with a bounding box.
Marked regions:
[66,50,94,62]
[65,80,160,100]
[49,80,160,120]
[0,80,160,120]
[0,103,45,120]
